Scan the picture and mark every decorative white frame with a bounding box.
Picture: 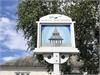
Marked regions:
[37,22,76,48]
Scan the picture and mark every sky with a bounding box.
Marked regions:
[0,0,31,64]
[42,25,71,46]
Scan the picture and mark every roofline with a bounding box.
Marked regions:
[0,65,47,69]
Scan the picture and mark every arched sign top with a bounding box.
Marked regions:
[39,14,72,23]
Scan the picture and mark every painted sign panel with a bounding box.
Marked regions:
[41,24,71,47]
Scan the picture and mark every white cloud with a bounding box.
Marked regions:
[4,31,28,50]
[0,17,28,50]
[0,17,15,25]
[2,56,18,62]
[2,52,32,62]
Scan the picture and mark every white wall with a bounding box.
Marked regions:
[0,71,49,75]
[0,67,50,75]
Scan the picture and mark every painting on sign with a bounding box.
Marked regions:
[41,25,71,47]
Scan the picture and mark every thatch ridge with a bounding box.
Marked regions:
[0,55,47,67]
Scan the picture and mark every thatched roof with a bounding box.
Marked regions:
[0,55,47,68]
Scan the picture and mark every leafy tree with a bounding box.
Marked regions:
[17,0,62,51]
[64,0,99,74]
[17,0,63,72]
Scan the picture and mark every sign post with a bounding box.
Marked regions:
[34,14,79,75]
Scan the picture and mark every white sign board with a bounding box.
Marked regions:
[34,14,78,53]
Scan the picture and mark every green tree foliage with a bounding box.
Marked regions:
[64,0,99,74]
[17,0,62,72]
[17,0,61,51]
